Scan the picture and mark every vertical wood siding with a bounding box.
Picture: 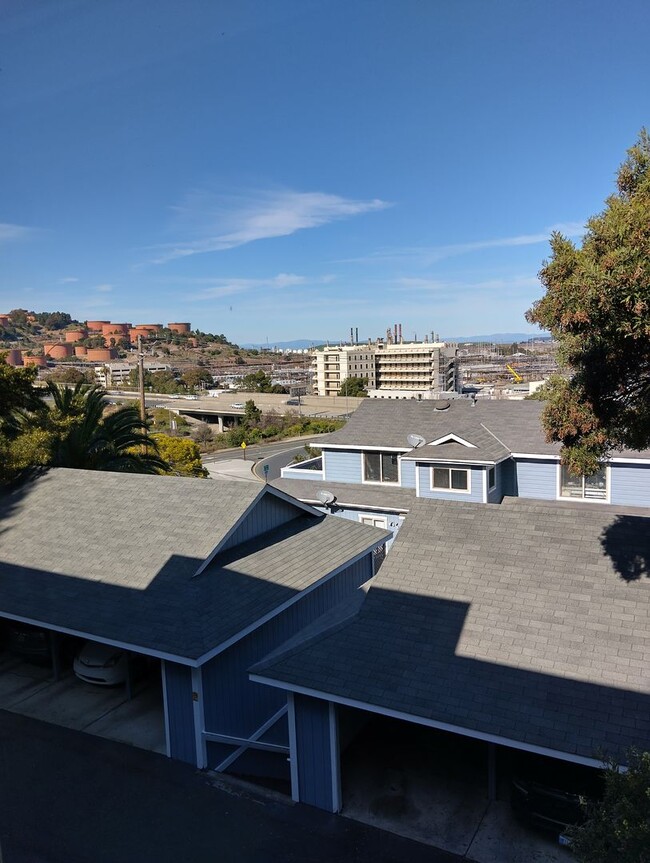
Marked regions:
[322,450,363,484]
[163,662,197,765]
[293,694,336,811]
[201,555,373,760]
[220,493,306,552]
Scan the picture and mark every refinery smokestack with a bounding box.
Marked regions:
[355,327,358,345]
[398,323,402,344]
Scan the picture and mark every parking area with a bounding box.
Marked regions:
[0,638,165,755]
[340,715,574,863]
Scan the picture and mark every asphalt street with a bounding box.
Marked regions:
[0,711,461,863]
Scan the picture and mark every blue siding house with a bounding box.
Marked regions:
[279,399,650,513]
[0,469,389,783]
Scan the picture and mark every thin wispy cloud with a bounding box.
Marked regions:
[184,272,335,301]
[0,222,38,244]
[339,221,586,266]
[94,283,113,292]
[147,188,391,264]
[58,276,79,284]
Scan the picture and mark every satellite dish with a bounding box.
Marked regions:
[433,399,451,411]
[407,433,426,448]
[317,490,336,505]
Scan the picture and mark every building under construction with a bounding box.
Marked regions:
[311,324,458,397]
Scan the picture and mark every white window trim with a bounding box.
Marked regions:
[361,451,402,486]
[429,465,471,494]
[488,466,497,492]
[556,463,611,504]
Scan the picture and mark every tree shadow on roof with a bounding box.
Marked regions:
[600,515,650,581]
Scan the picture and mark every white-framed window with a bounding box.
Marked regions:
[363,452,399,484]
[488,466,496,490]
[430,466,470,493]
[559,465,608,501]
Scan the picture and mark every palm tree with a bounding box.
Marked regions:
[45,382,170,473]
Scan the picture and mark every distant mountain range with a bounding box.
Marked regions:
[241,332,550,350]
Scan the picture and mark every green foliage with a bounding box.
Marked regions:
[153,434,208,477]
[339,376,368,397]
[238,370,286,393]
[3,381,170,477]
[181,366,213,391]
[292,444,320,463]
[567,750,650,863]
[244,399,261,425]
[192,422,214,445]
[0,356,43,426]
[527,130,650,472]
[46,367,94,384]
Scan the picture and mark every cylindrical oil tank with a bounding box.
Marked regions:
[74,346,88,356]
[167,322,191,334]
[86,320,110,332]
[135,324,163,333]
[5,349,23,366]
[22,355,47,367]
[44,343,73,359]
[65,329,87,343]
[86,348,117,361]
[101,322,129,336]
[0,315,11,327]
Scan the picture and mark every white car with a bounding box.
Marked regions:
[73,641,133,686]
[230,403,245,409]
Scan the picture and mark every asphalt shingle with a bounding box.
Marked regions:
[0,469,388,660]
[253,497,650,761]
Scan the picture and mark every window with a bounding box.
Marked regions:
[560,465,607,500]
[431,466,470,492]
[363,451,399,483]
[488,466,496,490]
[359,514,388,529]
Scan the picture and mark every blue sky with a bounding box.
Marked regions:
[1,0,648,344]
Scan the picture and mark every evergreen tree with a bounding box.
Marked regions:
[527,131,650,474]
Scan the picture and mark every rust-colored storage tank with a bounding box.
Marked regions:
[86,320,110,332]
[5,349,23,366]
[74,346,88,356]
[86,348,117,361]
[65,329,87,343]
[44,343,73,359]
[167,322,191,334]
[135,324,163,333]
[0,314,11,327]
[22,355,47,367]
[101,322,129,336]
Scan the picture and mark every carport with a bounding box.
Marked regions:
[251,498,650,858]
[0,621,166,754]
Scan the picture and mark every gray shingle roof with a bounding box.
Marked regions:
[271,478,414,512]
[253,497,650,761]
[322,399,650,460]
[0,469,388,661]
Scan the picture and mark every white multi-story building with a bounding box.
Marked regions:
[95,362,171,388]
[311,341,458,397]
[312,345,377,396]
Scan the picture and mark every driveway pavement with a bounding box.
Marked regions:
[0,711,460,863]
[0,654,165,754]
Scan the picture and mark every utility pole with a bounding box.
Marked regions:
[137,335,146,424]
